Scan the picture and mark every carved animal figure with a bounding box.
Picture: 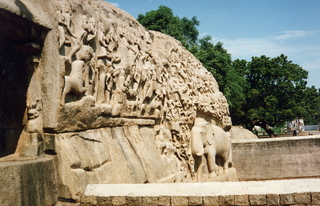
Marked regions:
[62,60,86,102]
[62,46,93,102]
[190,118,232,180]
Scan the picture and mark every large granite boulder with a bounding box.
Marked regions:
[0,0,235,203]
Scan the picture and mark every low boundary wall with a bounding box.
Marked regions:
[82,179,320,206]
[232,135,320,181]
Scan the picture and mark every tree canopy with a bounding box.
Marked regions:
[137,5,199,50]
[137,6,320,132]
[232,54,320,128]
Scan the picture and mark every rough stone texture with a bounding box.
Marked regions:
[219,195,234,205]
[111,196,126,206]
[80,195,97,206]
[249,194,266,205]
[230,126,258,140]
[312,192,320,205]
[144,196,159,206]
[171,196,188,206]
[0,0,235,203]
[97,196,112,206]
[188,196,202,205]
[232,135,320,181]
[2,0,319,206]
[125,196,141,206]
[294,192,311,205]
[203,196,220,206]
[0,157,57,206]
[55,126,178,200]
[234,195,250,205]
[280,193,295,205]
[158,196,171,206]
[266,194,280,205]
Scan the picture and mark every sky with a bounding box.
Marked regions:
[107,0,320,88]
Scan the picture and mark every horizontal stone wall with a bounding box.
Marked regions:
[232,135,320,181]
[81,180,320,206]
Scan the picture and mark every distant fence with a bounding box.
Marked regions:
[304,125,319,131]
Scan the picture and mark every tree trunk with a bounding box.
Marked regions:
[255,120,276,138]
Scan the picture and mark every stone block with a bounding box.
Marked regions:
[203,196,219,206]
[111,196,126,206]
[0,163,22,206]
[249,194,266,205]
[266,194,279,205]
[280,193,294,205]
[146,196,159,206]
[312,192,320,205]
[171,196,188,206]
[43,133,56,153]
[97,196,112,206]
[188,196,203,205]
[81,195,97,205]
[125,196,141,206]
[294,192,311,204]
[219,195,234,205]
[158,196,170,206]
[234,195,249,205]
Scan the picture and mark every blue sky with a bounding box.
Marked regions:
[107,0,320,88]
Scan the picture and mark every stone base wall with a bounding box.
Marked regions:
[81,180,320,206]
[0,157,58,206]
[232,135,320,181]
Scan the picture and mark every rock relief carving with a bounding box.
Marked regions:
[56,0,233,182]
[190,118,232,181]
[25,98,43,133]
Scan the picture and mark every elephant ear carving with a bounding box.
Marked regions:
[206,123,214,145]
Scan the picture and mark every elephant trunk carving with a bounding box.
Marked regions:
[190,118,232,181]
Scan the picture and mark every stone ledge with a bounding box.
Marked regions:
[82,179,320,206]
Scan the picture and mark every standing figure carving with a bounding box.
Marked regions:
[57,0,81,60]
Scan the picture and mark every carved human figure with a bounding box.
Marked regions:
[96,22,109,58]
[26,98,42,132]
[57,1,81,60]
[62,46,93,102]
[104,61,114,104]
[80,16,96,46]
[95,59,107,104]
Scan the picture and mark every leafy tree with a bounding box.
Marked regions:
[193,36,246,116]
[137,6,199,50]
[137,7,320,134]
[233,54,320,135]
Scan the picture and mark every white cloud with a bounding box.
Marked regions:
[216,37,293,60]
[209,31,320,87]
[199,32,210,38]
[110,2,120,7]
[211,30,318,62]
[273,30,316,40]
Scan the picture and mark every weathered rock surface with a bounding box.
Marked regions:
[0,157,57,206]
[0,0,235,204]
[230,126,258,140]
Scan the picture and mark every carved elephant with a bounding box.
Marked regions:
[190,118,232,180]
